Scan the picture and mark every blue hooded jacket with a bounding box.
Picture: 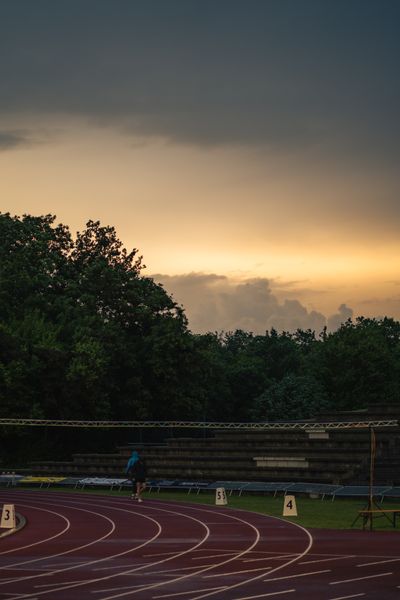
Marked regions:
[126,451,139,474]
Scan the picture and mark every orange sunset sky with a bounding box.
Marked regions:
[1,1,399,333]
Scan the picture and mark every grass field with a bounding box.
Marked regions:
[17,486,400,531]
[142,490,400,531]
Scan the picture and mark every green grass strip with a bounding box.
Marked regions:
[12,485,400,531]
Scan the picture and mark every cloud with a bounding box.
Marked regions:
[153,272,350,334]
[0,130,32,151]
[327,303,353,332]
[0,1,398,161]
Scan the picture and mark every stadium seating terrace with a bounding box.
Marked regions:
[24,406,400,487]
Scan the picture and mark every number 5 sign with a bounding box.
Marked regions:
[215,487,228,505]
[283,495,297,516]
[1,504,16,529]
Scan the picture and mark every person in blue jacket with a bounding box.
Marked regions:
[126,450,139,475]
[126,450,147,501]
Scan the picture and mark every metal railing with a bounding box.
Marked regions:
[0,418,398,429]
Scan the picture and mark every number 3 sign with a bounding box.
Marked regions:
[1,504,16,529]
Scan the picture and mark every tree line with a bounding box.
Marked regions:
[1,213,399,461]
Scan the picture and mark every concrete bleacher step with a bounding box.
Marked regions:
[26,406,400,485]
[145,467,353,484]
[161,432,372,447]
[28,452,359,480]
[142,446,369,459]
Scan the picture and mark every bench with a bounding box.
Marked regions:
[357,508,400,530]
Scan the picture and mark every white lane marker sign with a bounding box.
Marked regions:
[1,504,16,529]
[215,487,228,505]
[283,494,297,516]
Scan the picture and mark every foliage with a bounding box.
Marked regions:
[0,213,199,458]
[252,374,329,421]
[1,212,399,462]
[309,317,400,411]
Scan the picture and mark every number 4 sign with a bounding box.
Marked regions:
[283,495,297,516]
[1,504,16,529]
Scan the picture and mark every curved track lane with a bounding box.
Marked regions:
[0,489,399,599]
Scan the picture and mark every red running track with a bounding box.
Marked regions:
[0,489,399,599]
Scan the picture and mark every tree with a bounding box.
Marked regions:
[0,213,200,460]
[252,374,329,421]
[309,317,400,411]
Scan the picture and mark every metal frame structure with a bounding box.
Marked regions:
[0,418,398,429]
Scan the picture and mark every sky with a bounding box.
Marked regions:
[1,0,399,334]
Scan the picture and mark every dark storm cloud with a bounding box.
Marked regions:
[154,272,347,334]
[0,0,399,159]
[0,130,32,151]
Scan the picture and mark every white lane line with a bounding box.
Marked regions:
[204,566,272,578]
[233,590,296,599]
[263,569,331,582]
[301,555,356,565]
[0,504,71,559]
[192,553,237,560]
[328,594,366,599]
[202,522,242,525]
[92,505,260,600]
[95,563,207,574]
[8,566,79,574]
[186,506,313,600]
[35,579,89,588]
[192,548,240,554]
[0,505,116,581]
[357,557,400,567]
[94,562,193,573]
[143,552,178,558]
[0,594,37,599]
[7,502,211,599]
[37,560,91,568]
[153,587,227,598]
[145,565,215,575]
[92,565,140,572]
[330,572,393,585]
[4,495,310,600]
[244,555,296,563]
[91,584,151,593]
[0,500,162,590]
[78,498,299,600]
[96,572,179,580]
